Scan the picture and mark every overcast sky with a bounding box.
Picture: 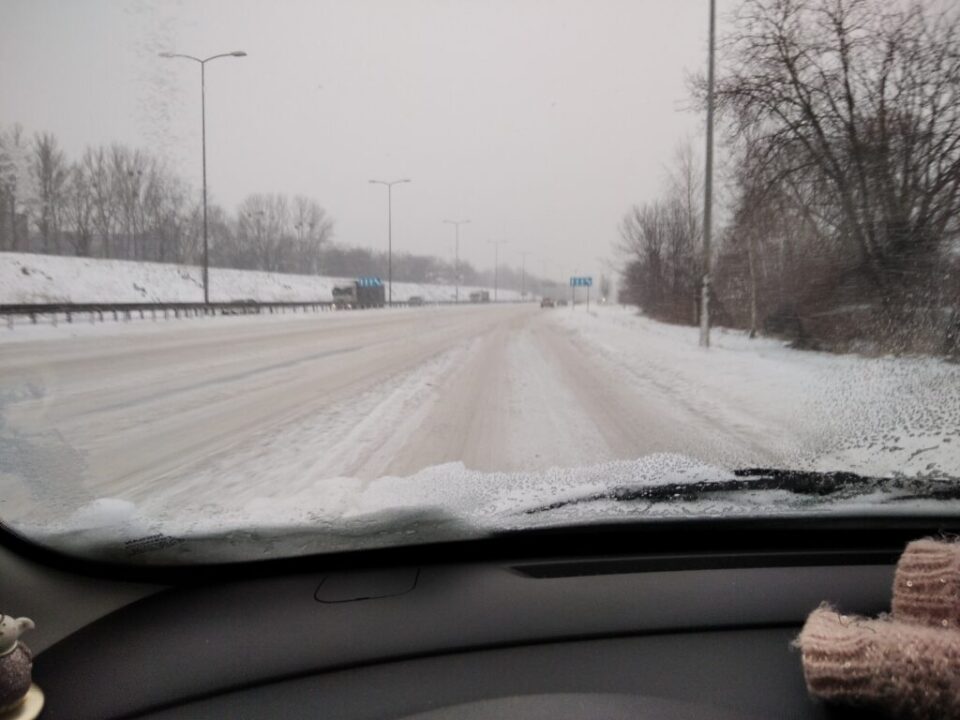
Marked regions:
[1,0,733,279]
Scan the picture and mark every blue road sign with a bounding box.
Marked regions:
[569,276,593,287]
[357,277,383,287]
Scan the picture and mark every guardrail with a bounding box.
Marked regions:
[0,301,337,328]
[0,298,531,329]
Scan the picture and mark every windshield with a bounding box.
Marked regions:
[1,0,958,565]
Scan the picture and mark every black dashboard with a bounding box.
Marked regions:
[13,521,930,720]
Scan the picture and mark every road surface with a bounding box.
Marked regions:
[1,304,783,518]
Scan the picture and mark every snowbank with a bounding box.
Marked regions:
[0,252,522,304]
[555,307,960,480]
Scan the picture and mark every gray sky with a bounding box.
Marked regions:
[1,0,731,279]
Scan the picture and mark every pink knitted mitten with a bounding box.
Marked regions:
[797,606,960,720]
[892,538,960,630]
[796,538,960,719]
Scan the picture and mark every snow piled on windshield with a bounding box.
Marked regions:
[15,454,722,561]
[16,453,960,564]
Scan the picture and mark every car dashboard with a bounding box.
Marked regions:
[1,521,948,719]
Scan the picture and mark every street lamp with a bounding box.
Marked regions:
[369,178,411,306]
[443,219,469,302]
[159,50,247,304]
[488,240,508,302]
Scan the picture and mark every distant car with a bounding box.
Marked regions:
[408,296,424,307]
[540,298,555,308]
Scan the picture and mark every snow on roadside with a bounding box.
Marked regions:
[0,251,520,305]
[553,307,960,480]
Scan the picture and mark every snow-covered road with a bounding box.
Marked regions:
[0,304,770,514]
[2,304,958,544]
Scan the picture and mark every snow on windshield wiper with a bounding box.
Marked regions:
[522,469,960,515]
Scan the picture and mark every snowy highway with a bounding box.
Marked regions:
[2,303,958,527]
[2,304,778,515]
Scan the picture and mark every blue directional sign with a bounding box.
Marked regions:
[357,277,383,287]
[570,276,593,287]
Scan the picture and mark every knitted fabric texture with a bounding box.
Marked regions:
[796,538,960,720]
[892,538,960,630]
[798,607,960,719]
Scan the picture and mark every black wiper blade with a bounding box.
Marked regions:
[523,469,960,516]
[733,469,960,501]
[731,468,873,496]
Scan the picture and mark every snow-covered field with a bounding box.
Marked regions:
[2,301,958,565]
[554,307,960,479]
[0,251,521,305]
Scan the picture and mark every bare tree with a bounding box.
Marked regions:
[81,147,118,258]
[62,162,95,256]
[230,194,334,274]
[0,124,33,251]
[141,168,195,263]
[235,194,292,272]
[714,0,960,306]
[30,133,69,254]
[291,195,334,274]
[108,145,155,260]
[619,143,704,324]
[619,203,669,318]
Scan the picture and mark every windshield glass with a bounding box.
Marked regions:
[1,0,958,564]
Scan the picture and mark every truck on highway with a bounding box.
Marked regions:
[469,290,491,303]
[332,277,386,309]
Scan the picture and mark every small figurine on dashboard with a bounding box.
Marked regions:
[0,614,42,718]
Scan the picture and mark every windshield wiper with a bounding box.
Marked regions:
[523,469,960,515]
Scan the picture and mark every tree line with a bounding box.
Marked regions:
[0,125,334,274]
[619,0,960,356]
[0,125,545,291]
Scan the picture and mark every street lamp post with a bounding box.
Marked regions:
[443,219,469,302]
[488,240,508,302]
[159,50,247,305]
[369,178,411,307]
[517,250,531,298]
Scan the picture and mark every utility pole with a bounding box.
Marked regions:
[700,0,716,348]
[489,240,508,302]
[443,219,469,303]
[369,178,411,307]
[517,250,531,299]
